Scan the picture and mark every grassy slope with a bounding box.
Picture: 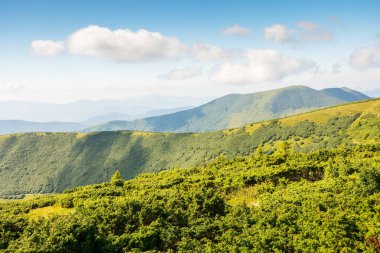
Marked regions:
[0,99,379,196]
[88,85,369,133]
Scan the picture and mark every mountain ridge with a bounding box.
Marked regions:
[0,95,211,123]
[87,85,370,133]
[0,106,195,135]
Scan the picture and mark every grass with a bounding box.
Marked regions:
[131,131,155,137]
[75,132,89,139]
[35,133,47,136]
[222,128,240,136]
[245,122,265,135]
[226,186,259,207]
[222,98,380,134]
[279,98,380,125]
[28,205,76,221]
[0,134,13,141]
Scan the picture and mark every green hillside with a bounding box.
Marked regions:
[87,85,370,133]
[0,136,379,251]
[0,99,379,197]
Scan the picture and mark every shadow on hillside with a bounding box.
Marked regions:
[54,132,150,192]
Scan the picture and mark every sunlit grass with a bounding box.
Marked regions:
[28,205,76,221]
[226,186,259,207]
[131,131,155,137]
[279,99,380,126]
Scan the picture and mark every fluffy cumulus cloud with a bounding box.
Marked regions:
[350,42,380,70]
[67,25,185,62]
[158,66,202,80]
[222,25,251,36]
[188,44,235,62]
[264,21,333,44]
[31,40,65,56]
[210,49,315,84]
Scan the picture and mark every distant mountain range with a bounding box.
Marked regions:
[0,95,200,134]
[86,85,370,133]
[0,95,210,122]
[0,120,86,135]
[0,106,193,135]
[0,86,370,134]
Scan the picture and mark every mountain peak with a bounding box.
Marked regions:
[321,87,369,102]
[86,85,369,133]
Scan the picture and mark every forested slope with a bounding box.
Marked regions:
[0,142,379,252]
[0,99,379,196]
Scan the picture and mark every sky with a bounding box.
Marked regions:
[0,0,379,102]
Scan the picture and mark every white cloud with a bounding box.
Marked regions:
[158,66,202,80]
[264,21,333,44]
[350,43,380,70]
[264,24,294,43]
[222,25,251,36]
[296,21,319,31]
[188,44,236,62]
[31,40,65,56]
[210,49,315,84]
[0,82,25,92]
[67,25,185,62]
[296,21,333,42]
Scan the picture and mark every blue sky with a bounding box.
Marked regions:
[0,0,379,102]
